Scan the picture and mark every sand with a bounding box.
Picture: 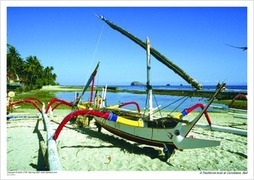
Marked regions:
[41,85,82,91]
[5,107,249,174]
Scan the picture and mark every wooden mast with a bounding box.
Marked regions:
[146,37,153,120]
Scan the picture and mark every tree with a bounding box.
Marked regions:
[24,56,44,89]
[43,66,57,85]
[7,44,58,91]
[7,44,24,81]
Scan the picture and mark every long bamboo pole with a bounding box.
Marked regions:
[98,15,202,90]
[41,104,62,171]
[196,123,247,136]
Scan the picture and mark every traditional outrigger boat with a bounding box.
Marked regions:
[50,15,227,160]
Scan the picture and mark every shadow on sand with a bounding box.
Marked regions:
[55,120,173,165]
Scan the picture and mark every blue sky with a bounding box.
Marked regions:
[7,7,247,86]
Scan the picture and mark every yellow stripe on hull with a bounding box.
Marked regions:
[116,116,143,127]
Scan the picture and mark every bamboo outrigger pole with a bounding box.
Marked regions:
[97,15,202,90]
[41,104,62,171]
[196,123,247,136]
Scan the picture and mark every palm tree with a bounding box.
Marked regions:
[7,44,24,81]
[24,56,44,89]
[7,44,58,90]
[43,66,57,85]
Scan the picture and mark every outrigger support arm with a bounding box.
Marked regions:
[9,98,42,113]
[181,103,212,126]
[53,110,117,140]
[119,101,141,113]
[45,98,73,113]
[23,97,43,105]
[229,93,247,108]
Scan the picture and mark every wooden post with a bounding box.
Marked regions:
[41,104,62,171]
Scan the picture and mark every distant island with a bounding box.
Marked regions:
[131,81,144,86]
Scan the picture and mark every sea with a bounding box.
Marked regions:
[55,85,247,112]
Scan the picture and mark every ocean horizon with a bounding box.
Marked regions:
[54,84,246,112]
[60,84,247,92]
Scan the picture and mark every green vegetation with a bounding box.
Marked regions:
[11,90,54,109]
[11,90,70,110]
[215,99,247,110]
[14,90,55,103]
[7,44,58,91]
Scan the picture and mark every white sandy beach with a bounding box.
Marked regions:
[41,85,82,91]
[6,108,248,173]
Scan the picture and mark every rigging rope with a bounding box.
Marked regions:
[153,93,162,117]
[90,23,105,66]
[152,90,197,116]
[168,96,190,116]
[143,86,198,118]
[79,23,105,102]
[92,23,105,92]
[84,23,105,87]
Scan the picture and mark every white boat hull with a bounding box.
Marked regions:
[94,116,220,150]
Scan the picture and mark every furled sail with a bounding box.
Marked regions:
[98,15,202,90]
